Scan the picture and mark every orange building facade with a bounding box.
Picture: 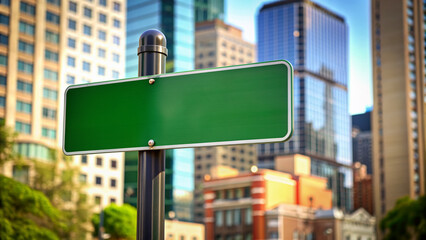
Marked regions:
[203,169,332,240]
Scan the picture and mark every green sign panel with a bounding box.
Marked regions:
[63,60,293,155]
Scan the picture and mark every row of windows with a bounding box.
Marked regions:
[67,20,120,44]
[94,195,116,205]
[216,187,251,200]
[15,121,56,139]
[86,175,117,188]
[17,59,59,81]
[69,4,121,28]
[80,155,118,169]
[215,208,252,227]
[18,21,60,44]
[69,0,121,13]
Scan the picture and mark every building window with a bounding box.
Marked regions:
[82,61,91,72]
[18,60,33,74]
[83,25,91,36]
[215,211,223,226]
[113,1,120,11]
[83,7,92,18]
[0,14,8,26]
[98,66,105,76]
[111,159,117,169]
[113,35,120,45]
[0,0,9,6]
[0,75,5,86]
[95,176,102,185]
[45,49,58,62]
[226,210,233,226]
[69,1,77,12]
[68,37,76,48]
[66,75,75,84]
[67,56,75,67]
[113,18,120,28]
[0,54,5,66]
[95,196,101,205]
[42,127,56,139]
[110,178,116,187]
[99,0,107,6]
[234,209,241,225]
[18,40,34,54]
[245,208,252,225]
[79,174,87,183]
[99,13,106,23]
[96,157,102,166]
[98,48,105,58]
[0,96,5,107]
[83,43,91,53]
[45,30,59,44]
[112,53,119,63]
[15,121,31,134]
[13,165,29,184]
[46,11,60,24]
[17,80,32,93]
[19,21,34,35]
[43,87,58,100]
[42,107,56,120]
[112,70,119,79]
[47,0,60,6]
[44,69,58,81]
[98,30,106,41]
[81,155,87,164]
[68,19,76,30]
[110,198,116,203]
[16,100,32,114]
[0,33,7,45]
[20,2,35,16]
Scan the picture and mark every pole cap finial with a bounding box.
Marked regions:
[138,29,168,56]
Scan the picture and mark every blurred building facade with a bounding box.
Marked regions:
[193,18,256,223]
[257,0,352,211]
[371,0,425,231]
[265,205,375,240]
[353,162,373,215]
[165,218,205,240]
[352,111,372,174]
[124,0,196,221]
[203,162,333,239]
[0,0,126,209]
[194,0,224,23]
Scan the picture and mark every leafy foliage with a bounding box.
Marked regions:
[0,174,66,240]
[380,195,426,240]
[0,119,17,167]
[92,204,137,240]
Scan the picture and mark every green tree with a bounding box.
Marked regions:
[29,153,92,239]
[0,174,67,240]
[92,204,137,240]
[380,195,426,240]
[0,119,17,167]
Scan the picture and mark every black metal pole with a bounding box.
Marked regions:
[137,29,167,240]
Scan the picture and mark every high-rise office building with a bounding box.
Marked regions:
[257,0,352,211]
[194,0,224,23]
[124,0,195,221]
[371,0,425,230]
[125,0,195,77]
[193,19,256,223]
[0,0,126,209]
[352,111,372,174]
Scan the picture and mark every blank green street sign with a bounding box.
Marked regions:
[63,60,293,155]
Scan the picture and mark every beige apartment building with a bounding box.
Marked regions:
[0,0,126,210]
[371,0,426,234]
[194,19,256,223]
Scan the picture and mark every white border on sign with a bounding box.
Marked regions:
[62,60,293,155]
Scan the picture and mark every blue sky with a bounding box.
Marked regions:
[225,0,372,115]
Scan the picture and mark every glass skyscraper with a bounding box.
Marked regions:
[126,0,195,76]
[194,0,224,22]
[124,0,195,221]
[257,0,352,211]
